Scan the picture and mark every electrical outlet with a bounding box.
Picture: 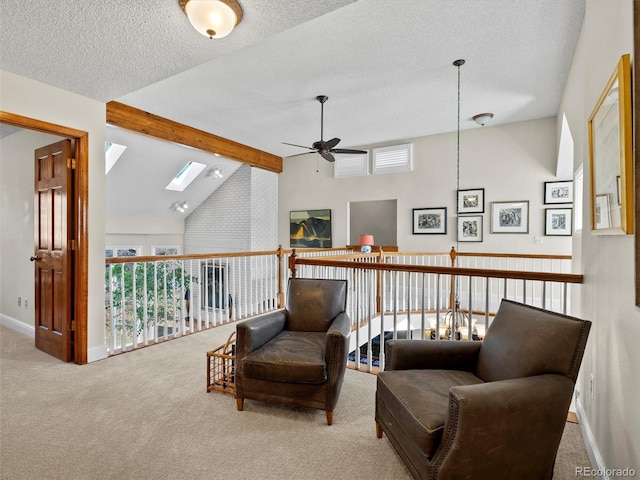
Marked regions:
[534,236,543,244]
[590,373,594,401]
[24,298,28,309]
[17,296,21,307]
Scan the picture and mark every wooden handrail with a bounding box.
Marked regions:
[383,249,573,261]
[104,249,282,265]
[455,252,572,260]
[292,258,584,284]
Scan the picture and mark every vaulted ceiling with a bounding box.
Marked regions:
[0,0,586,217]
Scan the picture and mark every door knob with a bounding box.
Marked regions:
[29,255,41,262]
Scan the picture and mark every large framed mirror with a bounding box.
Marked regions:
[588,53,634,234]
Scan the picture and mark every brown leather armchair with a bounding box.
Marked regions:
[375,299,591,480]
[235,278,350,425]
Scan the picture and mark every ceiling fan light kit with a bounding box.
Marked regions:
[179,0,243,39]
[283,95,367,163]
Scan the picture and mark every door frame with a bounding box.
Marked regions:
[0,110,88,364]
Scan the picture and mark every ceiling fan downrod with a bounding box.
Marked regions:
[317,95,328,142]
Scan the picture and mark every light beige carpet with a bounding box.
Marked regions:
[0,324,590,479]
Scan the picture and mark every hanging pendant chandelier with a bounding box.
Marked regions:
[447,58,474,341]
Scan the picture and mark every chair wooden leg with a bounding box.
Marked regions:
[326,410,333,426]
[236,397,244,411]
[376,421,383,438]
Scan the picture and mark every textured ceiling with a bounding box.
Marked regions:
[0,0,586,218]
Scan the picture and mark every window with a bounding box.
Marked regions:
[153,246,180,256]
[372,143,413,175]
[165,161,206,191]
[105,246,142,258]
[334,152,369,178]
[105,141,127,174]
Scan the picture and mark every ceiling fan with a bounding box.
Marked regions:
[283,95,367,163]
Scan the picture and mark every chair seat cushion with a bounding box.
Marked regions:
[242,331,327,384]
[377,369,484,458]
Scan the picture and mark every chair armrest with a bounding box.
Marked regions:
[384,339,481,371]
[327,312,351,339]
[434,374,575,477]
[236,310,287,357]
[325,312,351,366]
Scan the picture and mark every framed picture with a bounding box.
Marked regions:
[594,194,611,229]
[413,207,447,234]
[490,201,529,234]
[588,54,633,233]
[289,209,332,248]
[457,188,485,214]
[457,215,483,242]
[544,180,573,204]
[545,208,572,236]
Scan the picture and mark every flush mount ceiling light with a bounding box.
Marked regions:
[173,201,189,213]
[179,0,243,39]
[472,112,494,127]
[209,166,224,178]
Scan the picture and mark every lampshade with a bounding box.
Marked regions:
[180,0,243,39]
[472,112,494,127]
[359,234,374,246]
[359,234,374,253]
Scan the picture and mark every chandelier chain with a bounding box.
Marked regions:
[455,60,463,266]
[453,59,465,311]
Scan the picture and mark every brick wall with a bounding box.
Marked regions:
[184,165,277,254]
[184,164,279,318]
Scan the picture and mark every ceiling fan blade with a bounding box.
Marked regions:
[282,142,315,151]
[286,152,315,158]
[331,148,367,154]
[322,152,336,163]
[324,137,340,150]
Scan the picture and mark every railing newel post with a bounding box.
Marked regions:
[277,245,285,308]
[289,249,298,278]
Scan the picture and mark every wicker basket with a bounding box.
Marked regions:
[206,331,236,395]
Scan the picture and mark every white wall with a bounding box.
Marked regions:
[0,130,63,327]
[559,0,640,474]
[0,70,107,361]
[278,116,572,255]
[106,215,185,255]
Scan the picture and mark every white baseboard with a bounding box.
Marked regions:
[576,394,608,480]
[88,344,108,363]
[1,313,108,363]
[0,314,35,338]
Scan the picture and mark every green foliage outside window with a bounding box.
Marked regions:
[105,260,196,346]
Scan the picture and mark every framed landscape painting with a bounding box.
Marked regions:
[457,215,483,242]
[491,201,529,234]
[289,209,332,248]
[413,207,447,234]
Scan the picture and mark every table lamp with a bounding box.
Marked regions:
[359,234,374,253]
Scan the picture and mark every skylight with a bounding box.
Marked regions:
[105,141,127,174]
[165,161,206,191]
